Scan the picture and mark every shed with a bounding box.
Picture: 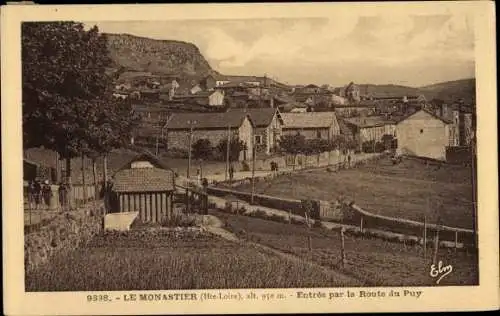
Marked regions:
[112,152,176,223]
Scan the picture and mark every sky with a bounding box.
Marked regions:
[85,13,475,87]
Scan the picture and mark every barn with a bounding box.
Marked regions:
[111,152,176,223]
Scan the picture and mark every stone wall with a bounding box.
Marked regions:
[24,201,105,274]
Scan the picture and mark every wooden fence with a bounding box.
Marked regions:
[206,185,477,248]
[344,203,476,248]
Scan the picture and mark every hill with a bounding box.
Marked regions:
[337,78,475,105]
[105,33,218,80]
[418,78,476,104]
[357,84,422,98]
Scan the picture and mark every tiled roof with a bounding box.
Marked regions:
[165,112,253,130]
[333,101,377,108]
[344,116,396,128]
[227,108,282,127]
[281,112,337,129]
[396,109,453,125]
[113,167,175,192]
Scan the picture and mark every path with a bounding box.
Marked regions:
[202,212,363,286]
[178,152,383,186]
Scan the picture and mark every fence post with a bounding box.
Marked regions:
[433,226,440,266]
[423,215,427,259]
[360,215,364,233]
[454,231,458,253]
[340,227,346,268]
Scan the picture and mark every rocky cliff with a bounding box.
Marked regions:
[105,33,217,78]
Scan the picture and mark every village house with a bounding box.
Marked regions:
[199,74,282,91]
[175,90,225,107]
[295,84,322,94]
[341,82,361,103]
[228,108,283,155]
[140,88,161,101]
[190,84,203,95]
[395,109,454,161]
[281,112,340,140]
[131,104,171,123]
[112,91,129,100]
[276,100,309,113]
[344,116,397,151]
[115,83,132,91]
[331,94,348,106]
[165,111,255,161]
[111,152,176,223]
[333,101,377,117]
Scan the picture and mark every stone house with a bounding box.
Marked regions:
[176,90,225,107]
[395,109,453,161]
[281,112,340,140]
[228,108,283,155]
[333,101,377,117]
[165,111,255,161]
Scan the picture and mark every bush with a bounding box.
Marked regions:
[374,141,385,153]
[160,213,197,227]
[191,138,213,160]
[165,147,189,159]
[241,161,250,171]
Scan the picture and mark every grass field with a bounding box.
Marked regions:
[233,158,475,229]
[26,230,358,291]
[212,210,479,287]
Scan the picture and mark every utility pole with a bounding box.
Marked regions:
[251,128,256,204]
[187,120,197,180]
[226,124,231,181]
[471,133,477,249]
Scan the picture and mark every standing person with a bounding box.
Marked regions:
[27,180,36,210]
[33,178,42,210]
[196,168,201,186]
[42,180,52,209]
[58,182,67,210]
[229,164,234,182]
[347,154,352,168]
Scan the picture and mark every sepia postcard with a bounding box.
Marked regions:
[2,2,499,315]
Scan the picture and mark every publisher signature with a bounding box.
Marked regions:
[430,260,453,284]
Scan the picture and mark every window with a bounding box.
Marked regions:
[255,135,263,145]
[317,130,322,138]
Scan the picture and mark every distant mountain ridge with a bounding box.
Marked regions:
[338,78,475,104]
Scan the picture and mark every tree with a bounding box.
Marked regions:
[192,138,213,160]
[22,22,139,207]
[216,137,246,162]
[279,133,306,155]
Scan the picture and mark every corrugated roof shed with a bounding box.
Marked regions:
[281,112,337,129]
[165,112,253,130]
[112,152,176,193]
[113,168,175,192]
